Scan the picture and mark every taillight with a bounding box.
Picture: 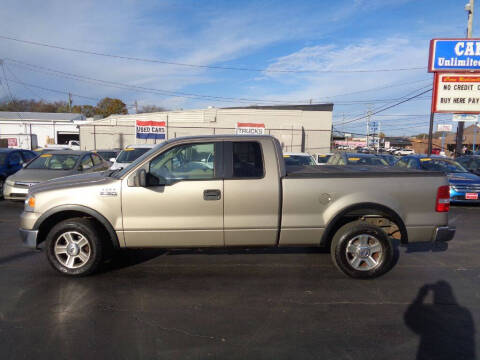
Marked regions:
[436,185,450,212]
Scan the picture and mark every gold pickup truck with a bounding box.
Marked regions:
[19,135,455,278]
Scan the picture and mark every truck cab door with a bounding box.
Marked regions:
[223,139,281,246]
[121,141,224,247]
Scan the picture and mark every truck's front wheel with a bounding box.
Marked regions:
[46,218,103,276]
[331,221,394,279]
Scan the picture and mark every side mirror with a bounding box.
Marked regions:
[109,158,116,163]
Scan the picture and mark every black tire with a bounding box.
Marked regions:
[45,217,104,276]
[330,221,394,279]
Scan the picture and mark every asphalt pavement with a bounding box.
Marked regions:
[0,201,479,360]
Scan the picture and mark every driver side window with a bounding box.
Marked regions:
[149,142,216,183]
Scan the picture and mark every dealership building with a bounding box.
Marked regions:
[78,104,333,155]
[0,111,86,149]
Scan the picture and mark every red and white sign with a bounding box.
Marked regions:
[465,193,479,200]
[433,73,480,113]
[7,138,18,147]
[136,120,166,140]
[235,122,265,135]
[437,124,453,132]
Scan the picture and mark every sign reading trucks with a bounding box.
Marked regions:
[235,123,265,135]
[136,120,166,140]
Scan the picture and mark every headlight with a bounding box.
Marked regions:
[24,195,35,212]
[6,179,14,186]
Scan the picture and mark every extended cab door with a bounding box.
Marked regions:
[121,141,224,247]
[223,139,281,246]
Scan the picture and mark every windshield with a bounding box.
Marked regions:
[418,158,468,173]
[347,156,388,166]
[116,148,151,163]
[26,153,80,170]
[284,155,316,166]
[112,143,167,178]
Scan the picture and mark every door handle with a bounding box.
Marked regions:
[203,189,221,201]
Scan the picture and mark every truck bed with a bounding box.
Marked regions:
[285,165,443,178]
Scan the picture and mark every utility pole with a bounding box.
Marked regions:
[366,105,372,148]
[68,92,73,112]
[456,0,475,156]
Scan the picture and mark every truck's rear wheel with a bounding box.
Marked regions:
[330,221,394,279]
[46,218,103,276]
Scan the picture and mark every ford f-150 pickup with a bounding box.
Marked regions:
[18,135,455,278]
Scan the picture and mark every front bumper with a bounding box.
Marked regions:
[19,228,39,249]
[433,226,456,242]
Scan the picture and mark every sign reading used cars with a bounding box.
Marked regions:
[235,123,265,135]
[429,39,480,72]
[136,120,166,140]
[433,73,480,113]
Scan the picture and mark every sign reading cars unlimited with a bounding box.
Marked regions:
[433,73,480,113]
[136,120,166,140]
[429,39,480,72]
[235,122,265,135]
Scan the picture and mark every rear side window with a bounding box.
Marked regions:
[92,154,103,166]
[232,142,263,178]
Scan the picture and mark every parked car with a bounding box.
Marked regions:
[396,155,480,203]
[19,135,454,278]
[4,151,110,200]
[44,140,80,151]
[316,153,332,165]
[110,144,156,170]
[327,152,389,166]
[456,155,480,176]
[94,149,121,163]
[394,149,415,156]
[0,148,37,197]
[283,152,316,166]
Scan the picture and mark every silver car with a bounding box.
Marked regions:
[4,150,110,200]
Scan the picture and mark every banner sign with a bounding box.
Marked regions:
[136,120,166,140]
[437,124,453,132]
[7,138,17,147]
[452,114,479,122]
[235,122,265,135]
[429,39,480,72]
[433,73,480,113]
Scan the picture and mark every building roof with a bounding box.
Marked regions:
[222,103,334,112]
[0,112,85,121]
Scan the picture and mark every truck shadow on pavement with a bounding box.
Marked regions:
[404,280,476,360]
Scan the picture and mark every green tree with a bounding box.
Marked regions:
[72,105,96,117]
[95,97,128,117]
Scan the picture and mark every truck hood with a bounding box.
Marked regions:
[8,168,79,184]
[29,171,115,194]
[447,172,480,185]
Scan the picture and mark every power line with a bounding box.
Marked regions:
[0,35,426,74]
[334,88,433,127]
[5,58,316,104]
[0,60,24,120]
[4,63,44,99]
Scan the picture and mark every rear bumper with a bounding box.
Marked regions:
[19,228,39,249]
[433,226,455,242]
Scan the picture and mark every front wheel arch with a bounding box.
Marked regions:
[34,206,120,249]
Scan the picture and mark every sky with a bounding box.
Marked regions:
[0,0,478,136]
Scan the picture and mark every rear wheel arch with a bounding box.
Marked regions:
[321,202,408,247]
[34,205,120,249]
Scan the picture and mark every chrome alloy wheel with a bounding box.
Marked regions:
[345,234,383,271]
[54,231,91,269]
